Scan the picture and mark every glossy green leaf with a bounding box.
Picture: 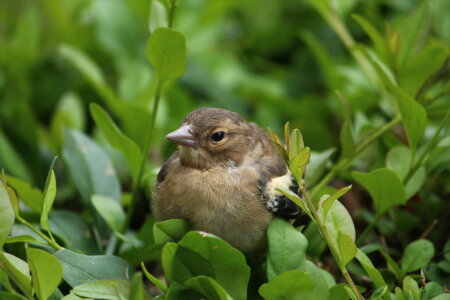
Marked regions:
[0,252,32,298]
[153,219,189,245]
[401,239,435,273]
[72,279,129,300]
[185,276,232,300]
[92,195,125,232]
[337,231,357,269]
[5,175,43,213]
[266,218,308,280]
[355,249,386,288]
[353,168,407,216]
[386,145,412,181]
[54,249,135,288]
[161,242,215,284]
[146,28,186,82]
[40,157,57,235]
[320,185,352,220]
[259,270,313,300]
[90,103,142,183]
[26,247,63,300]
[62,129,121,204]
[0,182,14,248]
[178,231,250,300]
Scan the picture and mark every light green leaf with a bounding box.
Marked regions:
[352,168,407,216]
[54,249,135,288]
[153,219,189,245]
[404,166,426,199]
[146,28,186,82]
[185,276,233,300]
[149,0,168,32]
[337,231,357,269]
[90,103,142,183]
[401,239,435,273]
[403,276,420,300]
[288,128,305,161]
[92,195,125,232]
[26,248,63,300]
[0,182,14,248]
[355,249,386,289]
[259,270,313,300]
[72,279,130,300]
[141,262,167,293]
[4,175,43,213]
[289,147,310,184]
[386,146,412,181]
[40,157,57,235]
[266,218,308,280]
[5,235,45,245]
[0,252,32,298]
[320,185,352,220]
[51,92,86,145]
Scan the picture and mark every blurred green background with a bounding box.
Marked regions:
[1,0,449,204]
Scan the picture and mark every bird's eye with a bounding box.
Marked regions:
[211,131,225,142]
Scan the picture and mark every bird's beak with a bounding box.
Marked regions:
[166,125,196,147]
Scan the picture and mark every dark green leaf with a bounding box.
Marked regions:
[90,103,142,183]
[54,249,135,288]
[266,218,308,280]
[92,195,125,232]
[0,292,28,300]
[380,250,403,282]
[352,168,407,216]
[259,270,313,300]
[178,231,250,300]
[62,129,121,204]
[340,119,356,160]
[401,239,435,273]
[185,276,232,300]
[165,282,203,300]
[72,279,129,300]
[26,247,63,300]
[146,28,186,82]
[153,219,189,245]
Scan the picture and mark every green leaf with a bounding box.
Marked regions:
[51,92,86,145]
[288,128,305,161]
[153,219,189,245]
[401,239,435,273]
[403,276,420,300]
[259,270,313,300]
[266,218,308,280]
[340,118,356,160]
[62,129,121,204]
[380,250,403,282]
[0,291,28,300]
[404,167,426,199]
[337,231,357,269]
[386,146,412,181]
[0,252,33,298]
[425,282,443,299]
[289,147,311,184]
[0,182,14,248]
[40,157,57,236]
[305,148,336,187]
[26,248,63,300]
[161,242,215,284]
[54,249,135,288]
[130,272,152,300]
[431,295,450,300]
[146,28,186,82]
[178,231,250,300]
[4,175,43,213]
[352,168,407,216]
[320,185,352,220]
[149,0,168,32]
[5,235,46,245]
[72,279,129,300]
[268,128,289,164]
[185,276,232,300]
[355,249,386,288]
[92,195,125,232]
[141,262,167,293]
[165,282,203,300]
[275,188,311,218]
[90,103,142,183]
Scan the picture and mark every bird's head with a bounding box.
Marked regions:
[166,107,254,169]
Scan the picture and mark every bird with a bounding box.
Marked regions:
[152,107,300,252]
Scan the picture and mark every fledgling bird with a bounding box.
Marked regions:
[152,107,300,252]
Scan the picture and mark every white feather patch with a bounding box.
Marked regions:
[266,172,293,199]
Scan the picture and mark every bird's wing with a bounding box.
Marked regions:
[156,151,179,184]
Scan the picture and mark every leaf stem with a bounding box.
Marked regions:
[300,186,364,300]
[167,0,177,28]
[17,216,62,250]
[123,80,164,232]
[311,115,401,198]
